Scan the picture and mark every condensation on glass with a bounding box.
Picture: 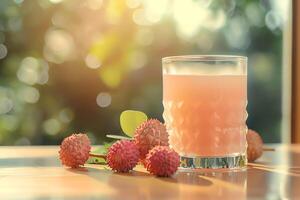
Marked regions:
[162,55,248,170]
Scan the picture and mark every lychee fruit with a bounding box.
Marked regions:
[145,146,180,177]
[134,119,169,159]
[247,129,263,162]
[107,140,140,173]
[59,133,91,168]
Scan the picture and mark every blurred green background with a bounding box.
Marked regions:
[0,0,288,145]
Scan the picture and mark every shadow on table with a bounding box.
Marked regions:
[68,166,181,200]
[162,171,213,186]
[67,165,214,186]
[68,165,249,199]
[68,150,300,200]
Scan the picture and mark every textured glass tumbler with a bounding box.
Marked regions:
[162,55,248,170]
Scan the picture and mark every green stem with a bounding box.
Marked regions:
[89,153,107,160]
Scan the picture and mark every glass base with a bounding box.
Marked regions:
[180,154,247,170]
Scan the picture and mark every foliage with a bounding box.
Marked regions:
[86,142,112,164]
[120,110,148,137]
[0,0,286,144]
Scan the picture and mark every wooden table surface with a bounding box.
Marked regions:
[0,144,299,200]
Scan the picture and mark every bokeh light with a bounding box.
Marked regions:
[49,0,63,4]
[133,8,151,26]
[1,115,18,131]
[85,0,103,10]
[44,29,75,64]
[142,0,168,23]
[0,87,14,115]
[13,0,24,4]
[85,54,102,69]
[130,51,147,70]
[100,68,122,88]
[43,118,61,135]
[126,0,141,9]
[225,17,250,50]
[0,44,8,59]
[19,86,40,104]
[59,108,74,123]
[0,0,290,144]
[96,92,112,108]
[17,57,49,85]
[172,0,209,37]
[265,11,281,31]
[0,97,13,115]
[8,17,22,32]
[245,2,264,27]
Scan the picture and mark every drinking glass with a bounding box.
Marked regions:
[162,55,247,169]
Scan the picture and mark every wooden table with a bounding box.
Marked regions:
[0,145,299,200]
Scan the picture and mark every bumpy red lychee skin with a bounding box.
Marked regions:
[59,133,91,168]
[145,146,180,177]
[134,119,169,160]
[247,129,263,162]
[107,140,140,173]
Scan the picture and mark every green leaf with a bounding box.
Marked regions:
[86,143,112,164]
[120,110,148,137]
[87,156,106,164]
[106,134,133,140]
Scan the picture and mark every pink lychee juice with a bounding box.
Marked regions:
[163,74,247,157]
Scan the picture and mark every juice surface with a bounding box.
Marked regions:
[163,74,247,157]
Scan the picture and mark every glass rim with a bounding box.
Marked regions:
[162,55,247,63]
